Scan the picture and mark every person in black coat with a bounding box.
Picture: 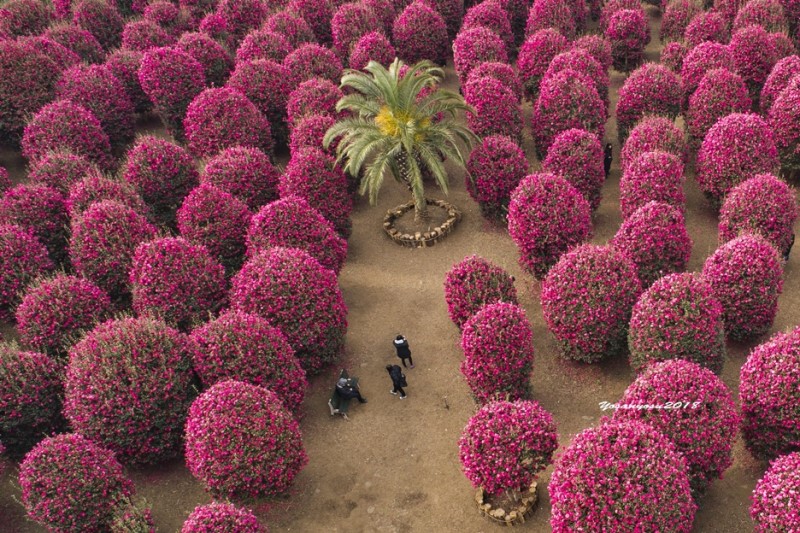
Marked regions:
[386,364,407,399]
[336,377,367,403]
[393,334,414,368]
[784,233,795,262]
[604,143,613,178]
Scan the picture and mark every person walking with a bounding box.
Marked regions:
[386,364,407,399]
[393,334,414,368]
[604,143,613,178]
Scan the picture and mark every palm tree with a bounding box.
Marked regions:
[324,59,478,222]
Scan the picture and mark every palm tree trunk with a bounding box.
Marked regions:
[414,197,430,222]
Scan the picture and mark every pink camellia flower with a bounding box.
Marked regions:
[182,502,266,533]
[620,151,685,219]
[616,63,681,142]
[660,0,700,42]
[686,68,751,146]
[620,115,686,173]
[750,452,800,531]
[541,128,604,210]
[466,135,528,219]
[517,28,568,101]
[452,26,507,85]
[394,1,449,65]
[444,255,518,329]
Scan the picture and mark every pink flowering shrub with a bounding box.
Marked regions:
[420,0,463,41]
[572,34,613,72]
[289,114,336,156]
[661,0,701,42]
[541,244,642,363]
[198,13,236,52]
[130,237,227,329]
[734,0,788,32]
[550,420,696,532]
[687,68,752,145]
[21,99,113,172]
[72,0,123,50]
[16,35,80,72]
[184,87,273,159]
[0,226,47,319]
[105,49,151,114]
[190,310,307,412]
[280,147,353,238]
[122,136,199,228]
[770,77,800,173]
[122,19,175,52]
[201,146,278,210]
[751,452,800,531]
[65,316,198,465]
[452,26,508,84]
[227,59,292,145]
[444,255,518,329]
[177,32,234,88]
[185,379,308,498]
[19,433,135,532]
[612,360,739,495]
[235,29,292,63]
[182,502,266,533]
[611,201,692,287]
[349,32,395,70]
[284,44,342,85]
[714,0,749,24]
[460,303,535,403]
[661,41,688,72]
[17,274,111,358]
[532,69,606,158]
[541,128,604,210]
[331,2,375,60]
[621,115,686,172]
[262,10,315,50]
[69,200,157,299]
[606,9,650,72]
[177,184,251,274]
[247,196,347,273]
[459,400,557,494]
[719,174,798,254]
[684,10,729,49]
[544,49,609,108]
[702,234,783,340]
[516,28,567,101]
[628,272,726,374]
[66,174,149,221]
[696,113,779,207]
[763,59,800,112]
[144,1,190,36]
[288,0,333,44]
[770,31,795,58]
[466,62,523,102]
[508,173,592,279]
[616,64,681,142]
[740,326,800,459]
[215,0,267,41]
[463,0,514,52]
[464,76,522,142]
[0,0,53,37]
[286,78,344,128]
[45,22,105,64]
[620,151,685,219]
[680,42,735,104]
[393,1,449,65]
[0,343,63,456]
[0,184,69,265]
[231,247,348,373]
[730,25,778,95]
[465,135,527,218]
[525,0,575,39]
[28,150,101,194]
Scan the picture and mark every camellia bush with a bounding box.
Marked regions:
[27,150,101,194]
[176,32,234,88]
[104,49,150,114]
[349,31,396,70]
[719,174,799,255]
[462,0,514,52]
[235,29,292,64]
[734,0,789,32]
[44,21,104,64]
[443,255,518,329]
[760,55,800,115]
[331,2,375,60]
[227,59,293,145]
[572,34,613,72]
[541,244,642,363]
[740,326,800,460]
[182,502,266,533]
[16,35,80,73]
[620,115,687,173]
[616,63,681,143]
[525,0,576,39]
[284,43,343,85]
[729,24,778,96]
[286,77,344,128]
[0,183,69,265]
[516,28,568,101]
[64,316,198,465]
[507,172,592,279]
[686,68,752,146]
[606,8,649,72]
[184,379,308,499]
[467,62,523,102]
[598,0,640,31]
[542,128,604,210]
[143,1,188,36]
[460,302,534,403]
[684,10,729,49]
[680,41,735,105]
[190,310,307,413]
[215,0,268,41]
[769,77,800,175]
[660,41,687,72]
[72,0,123,50]
[695,113,779,208]
[750,452,800,531]
[288,0,333,44]
[465,135,528,219]
[16,274,111,358]
[66,173,149,221]
[619,150,685,219]
[121,19,175,52]
[0,0,53,37]
[393,1,449,65]
[0,343,63,457]
[201,146,279,211]
[19,433,136,532]
[702,233,783,340]
[628,272,726,374]
[263,9,316,50]
[230,247,348,374]
[452,26,508,85]
[0,224,53,321]
[463,76,522,142]
[661,0,701,42]
[544,48,608,108]
[610,201,692,288]
[289,114,336,156]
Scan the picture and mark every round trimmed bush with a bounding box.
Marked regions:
[28,150,101,194]
[104,49,150,114]
[598,0,640,31]
[714,0,749,24]
[461,303,535,403]
[525,0,575,39]
[687,68,752,145]
[751,452,800,531]
[184,379,308,498]
[198,13,236,53]
[349,31,396,70]
[182,502,266,533]
[227,59,292,145]
[628,272,726,374]
[393,1,449,65]
[452,26,508,84]
[661,0,701,42]
[66,174,149,221]
[516,28,567,101]
[190,310,307,412]
[280,147,353,238]
[772,31,797,59]
[459,400,557,495]
[719,174,798,254]
[420,0,464,41]
[620,150,685,219]
[289,114,336,156]
[508,172,592,279]
[572,34,613,72]
[612,359,739,495]
[122,136,199,228]
[702,233,783,340]
[201,146,279,210]
[69,200,158,299]
[235,29,292,64]
[364,0,397,35]
[761,55,800,114]
[444,255,518,329]
[734,0,788,33]
[0,41,58,142]
[17,274,111,358]
[464,76,522,142]
[177,32,234,88]
[680,42,735,105]
[621,115,687,173]
[121,19,174,52]
[288,0,333,44]
[72,0,123,50]
[0,225,53,321]
[740,326,800,459]
[130,237,227,329]
[16,35,81,71]
[696,113,779,207]
[64,316,198,465]
[606,9,649,72]
[616,63,682,143]
[770,77,800,173]
[284,43,342,85]
[661,41,687,72]
[21,99,113,172]
[0,343,63,457]
[500,0,532,45]
[230,247,348,374]
[143,1,189,36]
[331,2,375,60]
[684,10,729,49]
[730,24,778,95]
[215,0,268,41]
[466,61,523,102]
[544,48,609,108]
[462,0,514,52]
[44,22,105,64]
[184,87,273,159]
[465,134,527,218]
[0,184,69,265]
[0,0,53,37]
[541,244,642,363]
[262,9,316,50]
[541,128,604,210]
[247,196,347,273]
[611,201,692,288]
[19,433,135,532]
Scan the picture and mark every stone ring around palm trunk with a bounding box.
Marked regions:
[383,198,462,248]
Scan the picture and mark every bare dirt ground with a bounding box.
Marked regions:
[1,8,798,533]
